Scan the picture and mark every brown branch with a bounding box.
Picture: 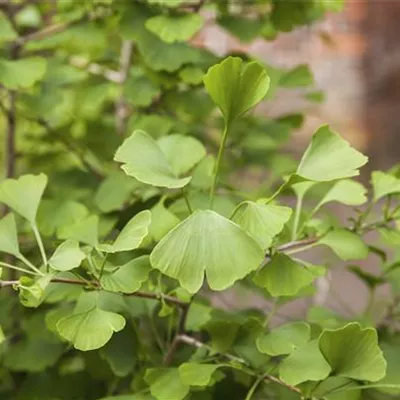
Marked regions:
[177,334,301,394]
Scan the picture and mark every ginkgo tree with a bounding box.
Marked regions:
[2,1,400,400]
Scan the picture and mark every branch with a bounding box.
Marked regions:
[69,56,123,83]
[277,237,318,253]
[177,334,301,395]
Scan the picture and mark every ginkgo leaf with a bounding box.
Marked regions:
[280,64,313,87]
[114,130,191,189]
[99,211,151,253]
[371,171,400,202]
[179,363,222,386]
[57,306,126,351]
[149,200,181,242]
[145,368,189,400]
[256,322,310,356]
[0,325,4,344]
[203,57,270,125]
[0,57,47,89]
[318,323,386,382]
[318,229,369,261]
[296,125,368,181]
[231,201,292,249]
[314,179,367,213]
[279,339,331,386]
[49,240,86,271]
[157,134,206,176]
[0,173,47,223]
[0,12,17,42]
[146,14,204,43]
[100,256,151,294]
[254,253,315,297]
[150,210,264,293]
[0,213,20,257]
[58,215,99,247]
[19,275,52,308]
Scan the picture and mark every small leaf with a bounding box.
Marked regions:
[58,215,99,247]
[145,368,189,400]
[179,66,204,85]
[57,306,126,351]
[253,253,315,297]
[19,275,52,308]
[318,322,386,382]
[0,57,47,89]
[318,229,369,261]
[150,210,264,293]
[0,12,17,42]
[114,130,191,189]
[0,213,20,257]
[0,325,5,344]
[203,56,270,125]
[0,173,47,222]
[99,211,151,253]
[146,14,203,43]
[179,363,221,386]
[149,200,181,242]
[371,171,400,202]
[256,322,310,356]
[296,125,368,181]
[49,240,86,272]
[279,339,331,386]
[315,179,367,212]
[157,134,206,176]
[100,256,151,294]
[280,65,313,87]
[231,201,292,249]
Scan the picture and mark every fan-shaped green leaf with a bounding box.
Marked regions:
[318,229,369,261]
[145,368,189,400]
[146,14,203,43]
[179,66,204,85]
[256,322,310,356]
[0,173,47,223]
[57,306,125,351]
[49,240,85,272]
[280,64,313,88]
[115,130,191,189]
[100,256,151,294]
[179,363,222,386]
[150,210,264,293]
[297,125,368,181]
[99,211,151,253]
[279,339,331,386]
[0,213,20,257]
[231,201,292,249]
[318,323,386,382]
[0,12,17,42]
[203,56,270,125]
[58,215,99,247]
[157,134,206,176]
[371,171,400,202]
[149,200,181,242]
[253,253,315,297]
[0,57,47,89]
[19,275,52,308]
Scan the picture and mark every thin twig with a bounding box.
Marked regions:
[70,56,123,83]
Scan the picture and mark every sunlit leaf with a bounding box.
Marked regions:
[19,275,52,308]
[58,215,99,247]
[49,240,85,272]
[149,200,181,242]
[145,368,189,400]
[371,171,400,202]
[179,363,222,386]
[0,213,20,257]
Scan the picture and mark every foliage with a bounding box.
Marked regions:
[1,1,400,400]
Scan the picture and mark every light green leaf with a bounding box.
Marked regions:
[179,363,221,386]
[0,213,20,257]
[146,14,203,43]
[296,125,368,181]
[179,66,204,85]
[203,56,270,125]
[279,339,331,386]
[19,275,52,308]
[149,200,181,242]
[57,306,126,351]
[231,201,292,249]
[0,173,47,223]
[0,57,47,89]
[318,229,369,261]
[49,240,85,271]
[253,253,315,297]
[147,0,185,6]
[0,12,17,42]
[115,130,191,189]
[318,322,386,382]
[0,325,5,344]
[145,368,189,400]
[150,210,264,293]
[376,343,400,395]
[157,134,206,176]
[190,155,215,190]
[99,211,151,253]
[58,215,99,247]
[218,15,264,43]
[256,322,310,356]
[280,65,313,87]
[186,302,212,331]
[371,171,400,202]
[315,179,367,212]
[100,256,151,294]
